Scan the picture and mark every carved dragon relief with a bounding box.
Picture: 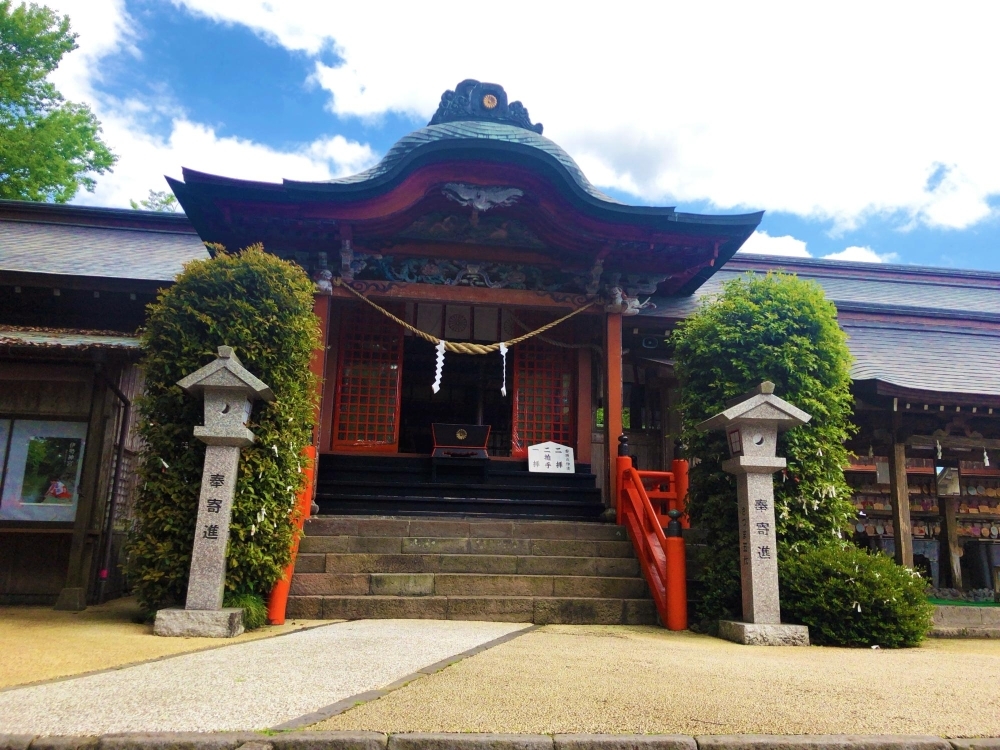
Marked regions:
[315,248,671,303]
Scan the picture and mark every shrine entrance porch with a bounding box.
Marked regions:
[314,453,604,521]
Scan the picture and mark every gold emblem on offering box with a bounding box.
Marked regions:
[456,428,468,440]
[482,94,498,109]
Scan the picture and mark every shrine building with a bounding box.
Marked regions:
[167,79,761,521]
[4,79,1000,619]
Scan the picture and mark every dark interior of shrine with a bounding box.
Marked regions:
[398,337,512,456]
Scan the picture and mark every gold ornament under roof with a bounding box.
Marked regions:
[482,94,498,109]
[456,428,468,440]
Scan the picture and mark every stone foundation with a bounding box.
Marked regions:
[717,620,809,646]
[153,607,244,638]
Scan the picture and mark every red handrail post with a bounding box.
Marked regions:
[671,458,690,528]
[267,444,316,625]
[664,509,688,630]
[615,434,632,524]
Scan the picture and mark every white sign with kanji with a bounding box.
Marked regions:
[527,441,575,473]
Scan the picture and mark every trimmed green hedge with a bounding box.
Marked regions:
[672,272,858,629]
[780,544,933,647]
[127,246,319,614]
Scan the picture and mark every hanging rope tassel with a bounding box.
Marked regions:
[432,340,445,394]
[499,342,508,396]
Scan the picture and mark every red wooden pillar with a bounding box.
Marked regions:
[266,292,330,624]
[606,311,623,512]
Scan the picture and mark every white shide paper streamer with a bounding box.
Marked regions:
[432,340,446,393]
[499,342,508,396]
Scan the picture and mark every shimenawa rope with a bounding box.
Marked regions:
[332,277,595,354]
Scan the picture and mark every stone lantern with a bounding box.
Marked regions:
[154,346,274,638]
[696,381,811,646]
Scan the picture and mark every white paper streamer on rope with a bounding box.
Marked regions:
[432,340,446,393]
[499,342,508,396]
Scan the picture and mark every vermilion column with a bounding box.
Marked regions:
[606,311,623,512]
[266,293,330,624]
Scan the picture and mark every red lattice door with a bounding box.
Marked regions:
[332,303,404,453]
[511,339,576,458]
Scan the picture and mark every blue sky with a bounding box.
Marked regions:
[47,1,1000,271]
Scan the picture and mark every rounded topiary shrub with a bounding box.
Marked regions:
[672,272,857,629]
[780,544,933,647]
[128,245,319,614]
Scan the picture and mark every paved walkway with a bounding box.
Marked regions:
[0,598,316,689]
[0,619,528,734]
[317,625,1000,737]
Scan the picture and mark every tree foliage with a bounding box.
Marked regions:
[672,272,858,628]
[128,246,319,614]
[0,1,116,202]
[780,544,933,647]
[130,189,179,212]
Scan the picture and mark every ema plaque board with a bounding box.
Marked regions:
[528,442,574,474]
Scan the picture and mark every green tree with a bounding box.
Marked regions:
[672,272,858,629]
[130,189,179,212]
[127,246,320,614]
[0,1,116,202]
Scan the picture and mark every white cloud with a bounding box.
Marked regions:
[823,246,899,264]
[738,231,811,258]
[738,232,896,263]
[41,0,377,209]
[165,0,1000,232]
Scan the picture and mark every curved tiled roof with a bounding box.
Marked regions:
[321,121,622,205]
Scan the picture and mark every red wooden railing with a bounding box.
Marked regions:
[616,436,688,630]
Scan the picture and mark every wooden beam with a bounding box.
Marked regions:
[576,348,592,465]
[55,369,108,610]
[940,496,962,588]
[605,312,623,510]
[333,281,597,311]
[909,435,1000,450]
[887,441,914,568]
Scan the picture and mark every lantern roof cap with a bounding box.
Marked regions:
[176,345,274,402]
[695,382,810,432]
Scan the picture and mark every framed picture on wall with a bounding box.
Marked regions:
[0,420,88,522]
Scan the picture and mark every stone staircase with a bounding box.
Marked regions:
[286,516,657,625]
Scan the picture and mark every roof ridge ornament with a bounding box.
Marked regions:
[429,79,543,134]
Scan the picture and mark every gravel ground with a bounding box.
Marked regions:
[0,619,528,734]
[315,625,1000,737]
[0,597,317,690]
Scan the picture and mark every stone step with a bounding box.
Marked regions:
[286,595,658,625]
[298,535,635,558]
[304,516,628,542]
[295,553,641,577]
[289,572,649,598]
